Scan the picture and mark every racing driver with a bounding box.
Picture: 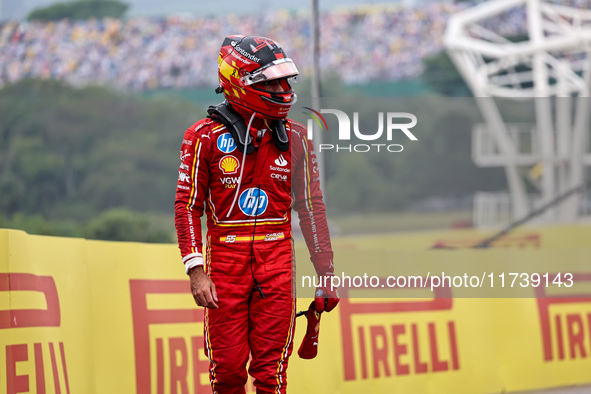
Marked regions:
[174,35,339,393]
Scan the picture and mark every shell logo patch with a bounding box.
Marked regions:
[219,155,239,174]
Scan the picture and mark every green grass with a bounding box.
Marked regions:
[329,210,473,235]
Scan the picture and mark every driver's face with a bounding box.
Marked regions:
[256,78,287,92]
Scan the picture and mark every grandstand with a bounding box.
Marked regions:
[0,2,463,90]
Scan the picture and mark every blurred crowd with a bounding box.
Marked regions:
[14,0,591,91]
[2,0,589,91]
[0,3,470,90]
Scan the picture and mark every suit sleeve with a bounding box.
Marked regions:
[291,123,334,276]
[174,122,211,274]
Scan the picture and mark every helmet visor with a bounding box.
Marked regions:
[241,58,299,86]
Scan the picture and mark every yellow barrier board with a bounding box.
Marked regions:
[0,230,94,393]
[0,225,590,393]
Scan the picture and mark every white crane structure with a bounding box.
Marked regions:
[444,0,591,228]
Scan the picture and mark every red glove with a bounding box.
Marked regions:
[314,274,340,313]
[298,302,321,359]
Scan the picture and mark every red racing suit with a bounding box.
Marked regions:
[174,116,333,393]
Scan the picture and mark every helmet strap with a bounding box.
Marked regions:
[207,102,254,154]
[271,119,289,152]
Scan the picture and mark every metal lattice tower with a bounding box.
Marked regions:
[444,0,591,227]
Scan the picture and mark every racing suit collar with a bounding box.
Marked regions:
[231,103,269,130]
